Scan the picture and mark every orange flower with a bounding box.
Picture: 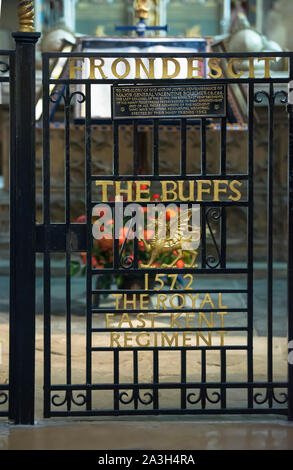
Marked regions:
[166,209,177,221]
[176,260,184,269]
[81,252,87,265]
[152,194,161,201]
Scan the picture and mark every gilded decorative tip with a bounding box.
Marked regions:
[18,0,35,32]
[135,0,149,19]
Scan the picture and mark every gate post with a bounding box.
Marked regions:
[9,24,40,423]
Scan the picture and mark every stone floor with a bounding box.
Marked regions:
[0,417,293,450]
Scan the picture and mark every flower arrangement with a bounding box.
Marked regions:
[71,191,195,296]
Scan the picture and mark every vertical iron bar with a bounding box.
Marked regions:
[181,349,186,409]
[42,54,52,419]
[220,117,227,268]
[8,50,16,420]
[9,32,40,425]
[201,118,207,268]
[201,118,207,175]
[114,349,119,413]
[85,83,92,410]
[267,83,274,407]
[133,120,138,268]
[153,349,159,411]
[153,119,159,176]
[133,350,138,410]
[201,349,206,409]
[287,56,293,420]
[247,82,254,408]
[133,120,138,175]
[181,118,187,176]
[221,349,227,408]
[65,85,72,411]
[113,121,119,269]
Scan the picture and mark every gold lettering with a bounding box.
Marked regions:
[135,58,155,79]
[69,58,85,79]
[161,181,177,201]
[95,181,114,202]
[187,58,204,79]
[170,294,185,309]
[213,180,228,202]
[89,58,107,79]
[135,181,151,202]
[216,330,228,346]
[196,332,212,347]
[124,332,133,347]
[208,58,223,79]
[162,332,179,347]
[136,332,150,347]
[257,57,277,79]
[110,332,121,347]
[162,58,180,79]
[178,180,194,201]
[116,181,133,201]
[182,332,192,347]
[229,180,242,202]
[106,313,115,328]
[111,58,131,79]
[170,313,182,328]
[197,180,212,202]
[118,313,134,329]
[227,58,245,78]
[199,312,214,328]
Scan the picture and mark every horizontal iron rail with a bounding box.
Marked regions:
[91,308,248,314]
[49,381,288,390]
[91,174,249,181]
[48,78,290,85]
[43,51,293,58]
[91,268,249,275]
[91,289,248,294]
[91,346,248,351]
[91,327,248,332]
[48,409,288,417]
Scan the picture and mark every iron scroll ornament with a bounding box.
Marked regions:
[51,390,87,410]
[119,389,154,408]
[205,207,222,269]
[0,392,8,406]
[254,89,288,106]
[187,388,221,406]
[0,62,9,74]
[253,388,288,405]
[49,88,86,108]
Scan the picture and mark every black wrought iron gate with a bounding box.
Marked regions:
[3,43,293,424]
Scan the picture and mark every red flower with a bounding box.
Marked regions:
[75,215,86,223]
[152,194,161,201]
[91,256,98,268]
[176,260,184,269]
